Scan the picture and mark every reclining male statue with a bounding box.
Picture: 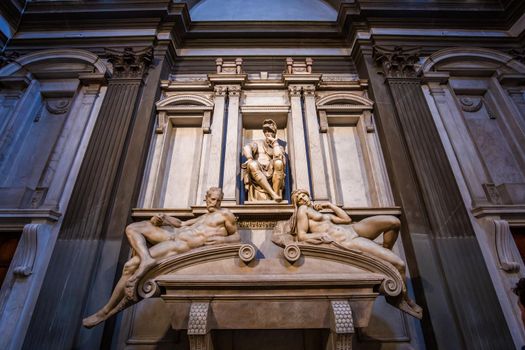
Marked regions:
[83,187,240,328]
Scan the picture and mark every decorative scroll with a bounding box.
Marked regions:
[13,224,41,277]
[238,244,256,263]
[494,219,520,273]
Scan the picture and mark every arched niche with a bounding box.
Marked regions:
[141,93,215,208]
[0,49,109,211]
[316,93,393,207]
[420,46,525,346]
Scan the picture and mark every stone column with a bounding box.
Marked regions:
[200,85,227,198]
[221,85,241,204]
[23,47,155,350]
[288,85,311,192]
[369,45,514,350]
[302,85,329,201]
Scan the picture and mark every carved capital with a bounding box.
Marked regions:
[214,85,227,97]
[228,85,241,97]
[373,45,421,78]
[303,85,316,96]
[288,85,302,97]
[105,47,153,79]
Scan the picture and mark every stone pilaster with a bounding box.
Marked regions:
[23,47,154,350]
[288,85,311,192]
[202,85,227,196]
[302,85,329,201]
[222,85,241,204]
[370,45,514,349]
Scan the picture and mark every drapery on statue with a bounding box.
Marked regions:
[241,119,285,202]
[274,189,422,319]
[82,187,240,328]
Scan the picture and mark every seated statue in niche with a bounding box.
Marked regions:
[241,119,285,202]
[82,187,240,328]
[274,189,422,318]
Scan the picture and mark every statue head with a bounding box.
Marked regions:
[205,187,223,212]
[262,119,277,135]
[291,189,311,207]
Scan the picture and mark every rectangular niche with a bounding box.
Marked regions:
[160,125,203,207]
[327,124,371,207]
[240,112,289,203]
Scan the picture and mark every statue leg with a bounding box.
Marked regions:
[271,159,285,196]
[83,256,140,328]
[351,215,400,250]
[125,222,171,284]
[247,160,282,201]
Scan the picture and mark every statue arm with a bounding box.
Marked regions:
[163,215,183,227]
[180,217,199,227]
[242,142,256,160]
[320,202,351,225]
[223,211,240,243]
[272,141,283,159]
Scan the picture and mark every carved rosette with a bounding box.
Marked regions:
[373,45,421,78]
[105,46,154,79]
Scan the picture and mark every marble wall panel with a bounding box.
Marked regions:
[328,126,371,207]
[162,127,203,208]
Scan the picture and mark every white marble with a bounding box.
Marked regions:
[329,126,371,207]
[163,127,203,208]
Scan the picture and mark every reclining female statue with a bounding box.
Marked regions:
[286,189,422,318]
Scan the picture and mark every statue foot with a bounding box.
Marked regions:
[397,296,423,319]
[127,258,157,287]
[82,311,107,329]
[273,195,282,202]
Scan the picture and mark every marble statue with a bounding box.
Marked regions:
[241,119,285,202]
[280,189,422,318]
[82,187,240,328]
